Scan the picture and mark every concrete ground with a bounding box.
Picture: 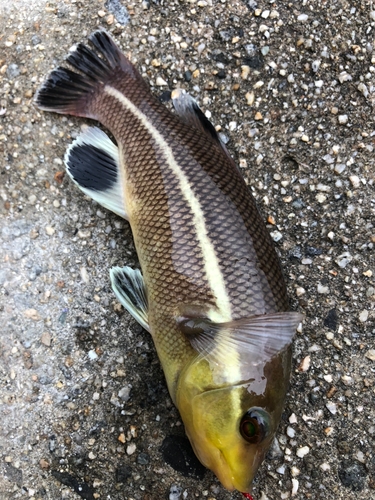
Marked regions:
[0,0,374,499]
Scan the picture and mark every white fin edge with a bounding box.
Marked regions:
[64,127,128,220]
[110,266,149,332]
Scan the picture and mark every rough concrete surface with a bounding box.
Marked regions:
[1,1,375,499]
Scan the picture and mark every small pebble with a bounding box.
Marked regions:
[359,310,368,323]
[270,231,282,242]
[126,443,136,455]
[338,71,352,83]
[287,426,295,438]
[245,92,254,105]
[296,446,309,458]
[316,193,327,203]
[156,76,168,86]
[353,451,365,464]
[253,80,264,89]
[241,65,250,80]
[338,114,348,124]
[298,356,311,372]
[169,485,183,500]
[118,386,131,401]
[291,467,300,477]
[320,462,331,471]
[326,402,337,414]
[289,413,297,424]
[80,266,89,283]
[39,459,50,469]
[336,252,352,268]
[349,175,360,188]
[41,332,51,346]
[341,375,353,386]
[276,465,286,474]
[291,478,299,496]
[78,229,91,239]
[24,309,42,321]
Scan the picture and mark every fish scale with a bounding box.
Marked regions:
[35,31,303,495]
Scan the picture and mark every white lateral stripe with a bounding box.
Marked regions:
[104,85,232,321]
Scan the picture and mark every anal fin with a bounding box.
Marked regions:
[64,127,128,219]
[110,266,149,332]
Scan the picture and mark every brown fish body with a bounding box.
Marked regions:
[88,78,289,394]
[35,31,302,493]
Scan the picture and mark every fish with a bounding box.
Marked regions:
[35,31,303,495]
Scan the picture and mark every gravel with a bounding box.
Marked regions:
[0,0,374,499]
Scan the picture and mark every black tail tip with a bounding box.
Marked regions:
[34,30,142,117]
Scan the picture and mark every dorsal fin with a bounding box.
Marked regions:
[171,89,237,167]
[171,89,218,140]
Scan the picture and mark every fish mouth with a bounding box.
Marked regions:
[212,448,256,494]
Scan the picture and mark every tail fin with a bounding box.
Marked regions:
[34,30,144,119]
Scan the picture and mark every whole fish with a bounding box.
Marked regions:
[35,31,303,495]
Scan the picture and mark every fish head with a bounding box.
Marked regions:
[178,348,291,493]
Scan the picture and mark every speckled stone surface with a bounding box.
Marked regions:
[0,1,374,499]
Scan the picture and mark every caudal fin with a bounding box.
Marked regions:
[34,30,143,119]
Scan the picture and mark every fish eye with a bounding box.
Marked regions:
[240,408,270,444]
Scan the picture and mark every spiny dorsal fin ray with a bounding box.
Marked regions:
[110,266,149,332]
[178,311,304,376]
[171,89,238,168]
[171,89,218,140]
[64,126,128,220]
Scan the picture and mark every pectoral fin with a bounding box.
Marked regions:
[178,312,304,368]
[110,266,149,332]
